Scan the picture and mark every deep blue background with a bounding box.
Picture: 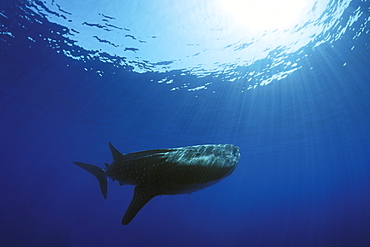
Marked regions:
[0,1,369,247]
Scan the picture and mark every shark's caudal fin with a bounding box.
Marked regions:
[122,186,158,225]
[74,162,108,199]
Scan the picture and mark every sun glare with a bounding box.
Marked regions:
[217,0,307,32]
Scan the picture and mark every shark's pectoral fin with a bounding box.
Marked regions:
[122,186,158,225]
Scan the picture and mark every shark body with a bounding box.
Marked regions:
[74,143,240,225]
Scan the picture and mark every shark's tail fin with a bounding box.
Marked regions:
[74,162,108,199]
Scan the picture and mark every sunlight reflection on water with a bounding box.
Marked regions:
[24,0,368,91]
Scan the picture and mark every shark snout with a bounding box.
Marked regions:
[224,144,240,158]
[211,144,240,168]
[231,145,240,156]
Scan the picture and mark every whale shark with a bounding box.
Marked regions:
[74,143,240,225]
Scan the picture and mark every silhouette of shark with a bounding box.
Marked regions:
[74,143,240,225]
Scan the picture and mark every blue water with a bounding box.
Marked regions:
[1,0,369,246]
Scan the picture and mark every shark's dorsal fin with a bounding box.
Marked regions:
[108,142,125,161]
[122,186,158,225]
